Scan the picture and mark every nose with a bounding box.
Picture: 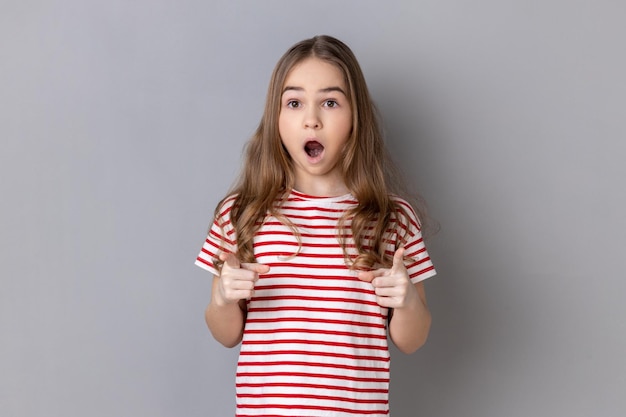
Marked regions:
[304,108,321,129]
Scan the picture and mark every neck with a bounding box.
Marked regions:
[293,179,349,197]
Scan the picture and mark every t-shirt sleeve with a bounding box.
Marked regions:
[395,198,437,284]
[194,197,238,276]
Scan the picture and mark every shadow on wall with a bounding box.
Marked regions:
[376,85,528,417]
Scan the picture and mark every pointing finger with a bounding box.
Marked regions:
[357,271,374,283]
[219,253,270,275]
[357,268,386,283]
[241,262,270,274]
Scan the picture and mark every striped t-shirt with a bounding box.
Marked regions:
[196,190,436,416]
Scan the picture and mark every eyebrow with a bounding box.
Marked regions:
[282,86,347,96]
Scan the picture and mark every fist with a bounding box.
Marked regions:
[357,248,417,309]
[214,252,270,306]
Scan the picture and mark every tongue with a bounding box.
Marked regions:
[305,141,324,157]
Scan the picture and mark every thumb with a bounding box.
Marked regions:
[219,252,241,269]
[391,247,407,272]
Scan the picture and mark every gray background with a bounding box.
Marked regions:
[1,1,625,416]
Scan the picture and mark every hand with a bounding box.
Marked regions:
[357,248,417,309]
[214,252,270,306]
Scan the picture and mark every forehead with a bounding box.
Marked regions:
[282,57,346,91]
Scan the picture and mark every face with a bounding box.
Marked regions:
[278,57,353,196]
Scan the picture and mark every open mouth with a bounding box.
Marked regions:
[305,140,324,158]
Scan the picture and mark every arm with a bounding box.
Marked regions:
[204,253,269,348]
[205,276,247,348]
[387,281,431,354]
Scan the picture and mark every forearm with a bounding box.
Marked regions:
[205,276,246,348]
[388,282,431,354]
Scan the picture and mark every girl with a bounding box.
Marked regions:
[196,35,436,417]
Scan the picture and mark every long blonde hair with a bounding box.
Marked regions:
[214,35,432,268]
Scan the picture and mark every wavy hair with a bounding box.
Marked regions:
[214,35,433,269]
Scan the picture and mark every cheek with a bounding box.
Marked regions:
[339,109,353,132]
[278,112,294,135]
[340,116,353,138]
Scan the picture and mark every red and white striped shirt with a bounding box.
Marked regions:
[196,190,436,416]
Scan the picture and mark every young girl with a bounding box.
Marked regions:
[196,35,436,417]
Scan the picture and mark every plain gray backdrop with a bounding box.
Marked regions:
[2,1,625,416]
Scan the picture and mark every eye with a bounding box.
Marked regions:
[323,100,338,108]
[286,100,301,109]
